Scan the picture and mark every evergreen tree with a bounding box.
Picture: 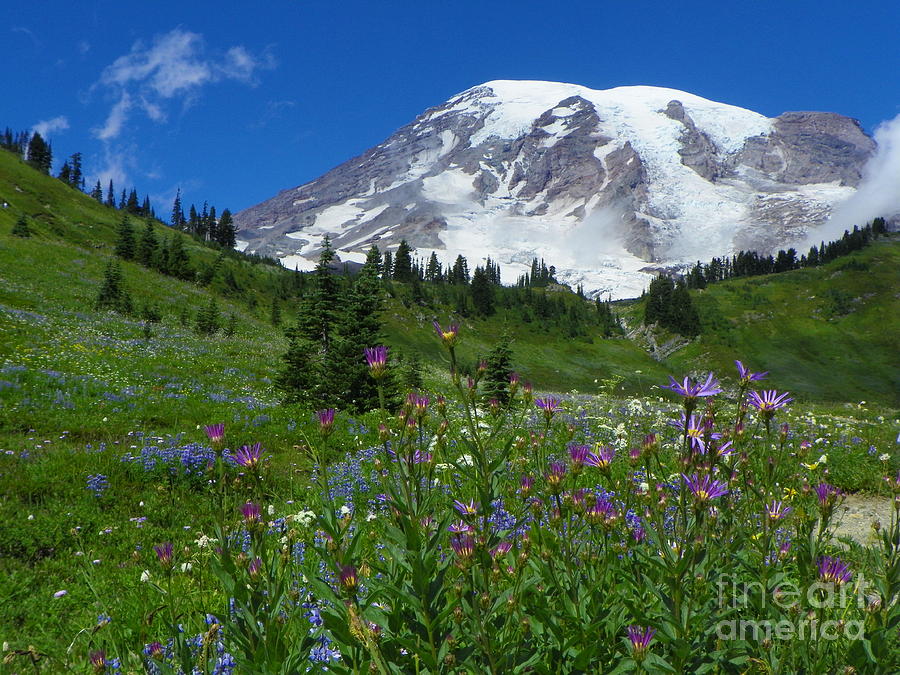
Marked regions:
[188,204,199,235]
[171,189,186,229]
[126,189,140,214]
[270,297,282,326]
[141,195,151,218]
[69,152,83,189]
[167,235,193,281]
[11,214,31,238]
[58,161,71,184]
[392,239,414,282]
[119,189,127,210]
[106,180,116,208]
[216,209,236,248]
[95,260,133,314]
[114,214,136,260]
[425,252,443,282]
[26,131,52,174]
[450,255,470,284]
[482,334,514,404]
[91,180,103,203]
[137,220,158,267]
[206,205,218,242]
[470,265,495,316]
[195,296,221,335]
[382,251,393,280]
[364,244,383,277]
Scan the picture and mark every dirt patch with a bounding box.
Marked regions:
[831,493,896,545]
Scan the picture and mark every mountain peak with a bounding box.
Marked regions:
[234,81,874,298]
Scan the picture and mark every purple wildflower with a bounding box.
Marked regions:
[204,423,225,444]
[627,625,656,661]
[815,482,840,507]
[818,556,852,585]
[490,541,513,559]
[339,564,358,591]
[316,408,336,435]
[546,461,567,489]
[153,542,173,567]
[233,442,264,470]
[663,373,722,401]
[364,346,389,378]
[240,501,261,523]
[586,496,617,525]
[519,475,535,497]
[747,390,793,414]
[535,396,563,417]
[765,500,792,521]
[584,445,615,470]
[432,320,460,346]
[569,444,591,468]
[248,557,262,578]
[671,414,720,453]
[450,534,475,559]
[453,499,477,516]
[448,521,473,534]
[735,360,768,384]
[683,473,729,502]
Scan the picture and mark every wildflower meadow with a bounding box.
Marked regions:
[1,319,898,674]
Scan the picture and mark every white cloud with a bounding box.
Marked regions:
[32,116,69,138]
[88,27,275,189]
[811,114,900,244]
[95,93,132,141]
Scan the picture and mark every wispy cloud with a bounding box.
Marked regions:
[11,26,40,48]
[89,27,275,188]
[32,116,70,138]
[812,114,900,244]
[92,27,274,141]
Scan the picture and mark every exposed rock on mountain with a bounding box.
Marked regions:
[234,80,874,298]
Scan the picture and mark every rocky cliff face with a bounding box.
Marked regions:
[234,80,874,298]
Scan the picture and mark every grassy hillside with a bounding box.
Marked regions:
[667,239,900,405]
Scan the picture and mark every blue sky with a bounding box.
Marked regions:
[4,0,899,217]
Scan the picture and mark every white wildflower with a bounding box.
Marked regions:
[879,453,891,462]
[140,570,151,583]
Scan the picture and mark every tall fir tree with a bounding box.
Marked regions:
[114,214,136,260]
[216,209,236,248]
[91,180,103,203]
[482,334,514,404]
[95,259,133,314]
[166,235,193,281]
[195,297,221,335]
[26,131,52,174]
[392,239,414,282]
[171,188,186,229]
[470,265,494,316]
[69,152,83,189]
[137,220,158,267]
[106,180,116,208]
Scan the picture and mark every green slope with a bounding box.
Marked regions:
[663,239,900,405]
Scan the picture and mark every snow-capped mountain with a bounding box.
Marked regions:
[234,80,874,298]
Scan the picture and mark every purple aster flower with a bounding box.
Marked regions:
[406,392,429,416]
[153,542,173,567]
[663,373,722,401]
[627,625,656,661]
[453,499,477,516]
[519,474,535,497]
[448,521,473,534]
[339,564,358,591]
[815,482,840,507]
[450,534,475,559]
[671,414,721,453]
[818,556,852,585]
[490,541,513,559]
[433,320,460,346]
[584,445,615,470]
[364,346,389,378]
[316,408,336,435]
[747,390,793,414]
[145,642,164,658]
[204,423,225,444]
[240,501,261,523]
[586,496,617,525]
[569,444,591,467]
[735,360,768,384]
[535,396,563,418]
[546,461,567,489]
[682,473,729,502]
[233,442,264,470]
[90,650,109,669]
[765,500,792,521]
[714,440,734,458]
[248,556,262,578]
